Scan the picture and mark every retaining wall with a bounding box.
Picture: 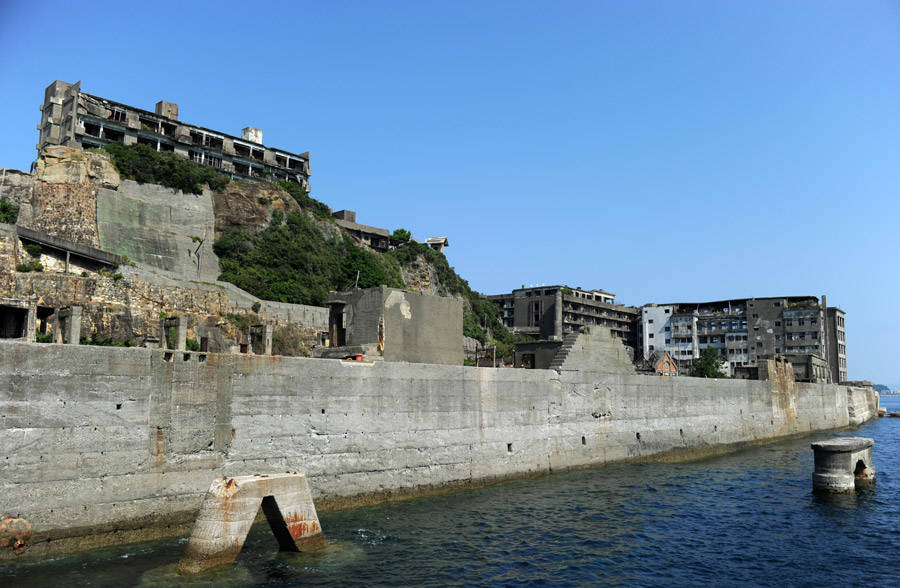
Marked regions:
[0,334,877,558]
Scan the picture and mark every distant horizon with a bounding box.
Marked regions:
[2,1,898,383]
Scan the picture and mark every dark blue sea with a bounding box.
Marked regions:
[4,396,900,587]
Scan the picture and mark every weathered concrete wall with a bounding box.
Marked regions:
[382,288,462,365]
[97,180,219,282]
[329,286,462,365]
[0,331,877,559]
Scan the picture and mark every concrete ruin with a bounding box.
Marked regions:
[177,473,324,574]
[38,81,310,190]
[316,286,463,365]
[811,437,875,493]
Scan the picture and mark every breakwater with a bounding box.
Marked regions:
[0,330,878,559]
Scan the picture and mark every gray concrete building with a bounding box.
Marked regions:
[826,306,847,383]
[331,210,391,252]
[637,296,847,383]
[315,286,463,365]
[37,81,310,190]
[489,285,638,352]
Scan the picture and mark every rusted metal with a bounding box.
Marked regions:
[0,515,33,555]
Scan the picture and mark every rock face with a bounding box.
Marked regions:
[33,145,119,189]
[211,181,300,236]
[10,146,119,247]
[401,254,442,295]
[0,169,34,212]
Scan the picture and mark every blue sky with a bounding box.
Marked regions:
[1,1,898,384]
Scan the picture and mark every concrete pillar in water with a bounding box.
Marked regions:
[811,437,875,493]
[177,473,324,575]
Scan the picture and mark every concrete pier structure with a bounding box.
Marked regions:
[811,437,875,493]
[177,473,324,575]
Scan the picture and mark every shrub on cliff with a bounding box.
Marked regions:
[15,261,43,272]
[99,143,229,195]
[275,181,331,219]
[0,197,19,224]
[215,209,403,306]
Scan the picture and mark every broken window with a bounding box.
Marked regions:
[159,142,175,152]
[137,136,156,148]
[251,149,264,162]
[160,122,177,138]
[190,131,204,146]
[140,117,158,133]
[0,305,28,338]
[206,155,222,169]
[275,155,287,167]
[204,135,224,150]
[289,158,304,171]
[83,122,101,137]
[102,128,124,143]
[234,143,251,157]
[109,108,127,122]
[233,162,250,176]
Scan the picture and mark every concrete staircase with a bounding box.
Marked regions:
[548,331,580,371]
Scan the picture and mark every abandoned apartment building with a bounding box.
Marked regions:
[489,285,638,349]
[37,80,311,189]
[637,295,847,383]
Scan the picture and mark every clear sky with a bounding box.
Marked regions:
[1,1,898,384]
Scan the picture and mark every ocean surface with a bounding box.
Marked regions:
[4,396,900,587]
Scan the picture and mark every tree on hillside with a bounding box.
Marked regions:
[391,228,412,245]
[691,346,727,378]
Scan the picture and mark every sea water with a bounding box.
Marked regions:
[3,397,899,586]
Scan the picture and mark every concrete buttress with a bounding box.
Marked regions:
[177,473,325,574]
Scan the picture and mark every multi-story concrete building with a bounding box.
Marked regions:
[826,306,847,383]
[489,285,638,352]
[637,296,846,383]
[37,81,310,190]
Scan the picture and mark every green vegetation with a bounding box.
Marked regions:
[272,324,311,357]
[561,286,573,297]
[391,228,412,245]
[186,337,201,351]
[213,211,516,356]
[225,312,262,330]
[80,332,134,347]
[0,198,18,224]
[275,181,331,219]
[97,143,229,194]
[215,209,402,306]
[16,261,43,272]
[35,332,53,343]
[251,300,261,313]
[691,346,728,378]
[24,243,42,258]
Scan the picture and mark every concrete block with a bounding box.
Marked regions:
[177,473,324,574]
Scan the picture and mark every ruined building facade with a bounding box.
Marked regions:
[637,296,847,383]
[37,81,310,190]
[489,285,638,353]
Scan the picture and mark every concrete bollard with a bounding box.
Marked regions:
[811,437,875,493]
[177,472,325,575]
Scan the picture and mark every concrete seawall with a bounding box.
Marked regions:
[0,336,878,558]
